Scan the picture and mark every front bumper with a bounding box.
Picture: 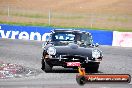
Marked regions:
[44,54,102,67]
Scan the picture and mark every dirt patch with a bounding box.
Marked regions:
[0,0,132,30]
[0,61,40,79]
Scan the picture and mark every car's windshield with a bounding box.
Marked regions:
[81,33,93,44]
[52,32,93,44]
[52,33,75,41]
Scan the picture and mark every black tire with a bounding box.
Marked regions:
[44,61,53,72]
[41,59,45,70]
[85,65,99,73]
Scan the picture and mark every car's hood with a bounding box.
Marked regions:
[53,41,93,47]
[54,43,93,57]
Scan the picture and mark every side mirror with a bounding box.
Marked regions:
[42,41,47,48]
[95,43,99,47]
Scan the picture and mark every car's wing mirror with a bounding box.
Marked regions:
[95,43,99,47]
[42,41,47,48]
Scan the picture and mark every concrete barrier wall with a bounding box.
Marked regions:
[0,24,113,45]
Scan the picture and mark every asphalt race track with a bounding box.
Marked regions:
[0,38,132,88]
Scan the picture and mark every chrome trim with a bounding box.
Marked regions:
[49,55,52,58]
[71,58,80,61]
[88,59,102,62]
[86,57,89,63]
[59,55,62,61]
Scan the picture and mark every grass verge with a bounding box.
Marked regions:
[0,21,132,32]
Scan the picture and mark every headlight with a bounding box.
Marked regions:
[92,49,101,58]
[47,47,56,55]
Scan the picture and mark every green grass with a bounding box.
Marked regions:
[0,11,132,32]
[0,12,48,18]
[13,13,47,18]
[0,21,132,32]
[108,17,130,22]
[0,21,50,27]
[0,11,84,19]
[53,15,85,19]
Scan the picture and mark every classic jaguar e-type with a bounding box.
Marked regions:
[41,29,103,73]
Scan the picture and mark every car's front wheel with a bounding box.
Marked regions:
[44,61,53,72]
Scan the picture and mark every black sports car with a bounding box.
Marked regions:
[41,29,103,73]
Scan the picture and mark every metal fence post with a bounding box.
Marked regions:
[8,5,10,17]
[48,10,51,26]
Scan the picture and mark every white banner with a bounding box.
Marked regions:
[112,31,132,47]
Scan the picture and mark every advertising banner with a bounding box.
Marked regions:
[0,24,52,41]
[112,31,132,47]
[0,24,113,45]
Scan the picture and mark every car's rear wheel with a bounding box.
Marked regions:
[44,61,53,72]
[41,59,45,70]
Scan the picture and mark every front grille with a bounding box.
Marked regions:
[56,54,86,62]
